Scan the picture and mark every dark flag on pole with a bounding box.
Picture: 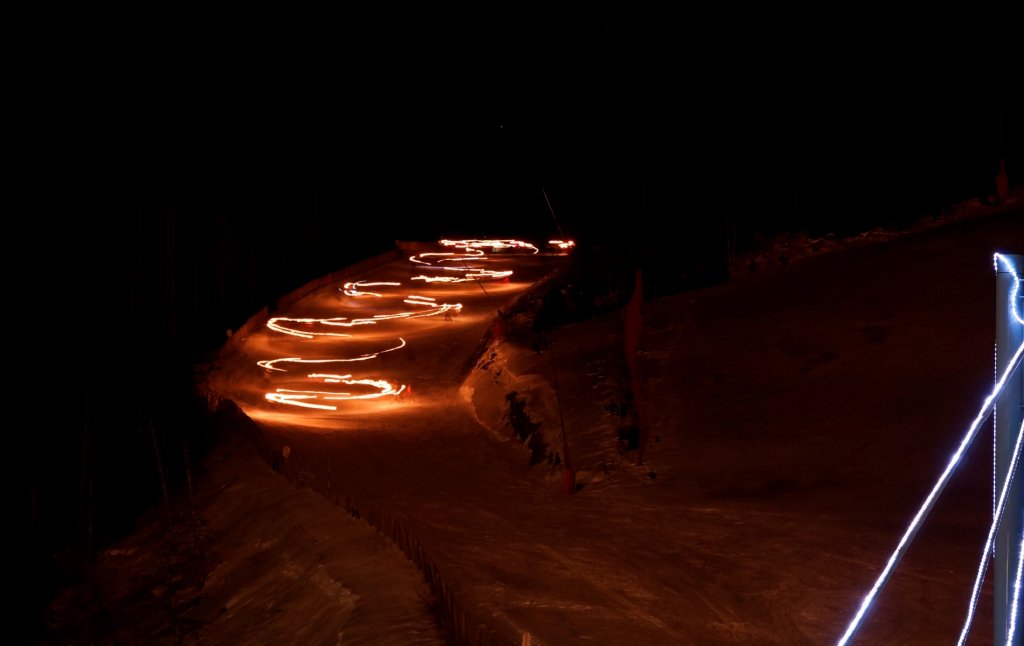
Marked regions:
[624,270,646,464]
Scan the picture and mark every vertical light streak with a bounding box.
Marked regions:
[260,238,555,412]
[1008,531,1024,645]
[837,340,1024,646]
[994,254,1023,325]
[411,271,512,283]
[957,418,1023,645]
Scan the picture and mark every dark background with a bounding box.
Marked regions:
[22,13,1022,640]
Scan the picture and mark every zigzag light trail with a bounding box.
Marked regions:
[257,239,565,413]
[957,417,1023,645]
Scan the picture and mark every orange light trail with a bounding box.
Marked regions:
[408,247,515,282]
[411,271,513,283]
[257,338,408,371]
[409,251,485,266]
[267,299,462,338]
[266,373,406,409]
[440,239,540,254]
[342,280,401,297]
[256,238,567,413]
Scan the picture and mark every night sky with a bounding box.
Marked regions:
[49,17,1009,328]
[59,15,1019,240]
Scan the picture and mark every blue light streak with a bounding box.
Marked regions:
[1008,531,1024,645]
[837,340,1024,646]
[994,253,1023,325]
[957,418,1023,645]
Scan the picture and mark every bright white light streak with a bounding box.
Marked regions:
[421,263,505,274]
[268,300,462,337]
[409,251,484,265]
[1008,531,1024,645]
[411,271,513,283]
[440,239,539,254]
[257,338,407,371]
[265,374,405,408]
[994,253,1023,325]
[957,417,1023,645]
[837,339,1024,646]
[267,316,363,338]
[342,281,401,297]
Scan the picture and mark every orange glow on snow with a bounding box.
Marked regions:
[267,299,462,338]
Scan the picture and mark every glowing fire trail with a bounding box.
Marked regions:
[257,338,408,371]
[439,239,540,254]
[342,281,401,297]
[267,301,462,338]
[258,238,573,412]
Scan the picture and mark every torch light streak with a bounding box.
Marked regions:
[411,271,513,283]
[440,239,539,254]
[410,275,465,284]
[307,374,406,399]
[265,374,406,408]
[409,251,484,265]
[257,338,408,371]
[263,394,338,410]
[422,264,512,274]
[837,339,1024,646]
[267,300,462,337]
[367,303,462,320]
[1008,532,1023,645]
[342,281,401,297]
[408,248,516,281]
[994,253,1023,325]
[956,417,1023,646]
[411,257,504,273]
[267,316,362,338]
